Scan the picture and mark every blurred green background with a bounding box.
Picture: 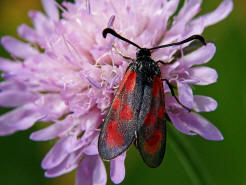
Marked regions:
[0,0,245,185]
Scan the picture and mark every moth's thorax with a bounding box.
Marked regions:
[130,49,161,83]
[136,48,151,58]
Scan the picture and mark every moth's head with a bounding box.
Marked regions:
[136,48,151,58]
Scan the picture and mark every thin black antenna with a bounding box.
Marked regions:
[103,28,142,49]
[149,35,206,51]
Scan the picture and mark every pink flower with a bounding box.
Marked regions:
[0,0,233,184]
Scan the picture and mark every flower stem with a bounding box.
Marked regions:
[167,123,214,185]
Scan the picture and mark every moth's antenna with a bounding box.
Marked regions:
[149,35,206,51]
[103,28,142,49]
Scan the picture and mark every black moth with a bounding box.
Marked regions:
[98,28,206,167]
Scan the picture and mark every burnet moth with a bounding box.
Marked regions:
[98,28,206,168]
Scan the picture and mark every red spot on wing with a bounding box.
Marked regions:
[124,71,137,92]
[144,109,156,125]
[117,70,137,93]
[117,70,132,92]
[120,105,133,121]
[158,106,165,119]
[144,130,162,155]
[106,121,124,147]
[112,96,121,110]
[152,77,161,97]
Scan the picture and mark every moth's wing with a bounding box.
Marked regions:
[98,68,143,160]
[136,76,166,168]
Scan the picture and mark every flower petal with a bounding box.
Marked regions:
[45,150,82,177]
[75,155,107,185]
[0,81,38,107]
[41,136,75,169]
[1,36,38,58]
[180,112,223,140]
[193,95,217,112]
[163,0,201,44]
[177,81,193,108]
[42,0,59,21]
[0,57,21,73]
[176,0,202,23]
[30,115,73,141]
[165,0,180,17]
[192,0,233,27]
[0,104,44,136]
[28,10,53,39]
[18,24,39,43]
[110,152,126,184]
[83,135,99,155]
[67,111,102,152]
[166,94,223,140]
[35,94,69,122]
[189,66,218,85]
[165,94,196,135]
[0,91,37,107]
[168,111,196,136]
[182,43,216,68]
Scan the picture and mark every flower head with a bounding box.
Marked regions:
[0,0,233,184]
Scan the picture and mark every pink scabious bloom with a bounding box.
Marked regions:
[0,0,233,184]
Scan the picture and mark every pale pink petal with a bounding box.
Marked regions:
[70,131,99,153]
[110,152,126,184]
[193,95,217,112]
[165,0,180,17]
[181,79,200,84]
[163,0,201,44]
[76,155,107,185]
[180,112,224,140]
[192,0,233,27]
[0,80,38,107]
[1,36,39,58]
[190,66,218,85]
[0,58,22,73]
[30,115,73,141]
[182,43,216,68]
[42,136,75,169]
[42,0,59,21]
[45,150,83,177]
[168,111,196,136]
[176,0,202,23]
[35,94,69,122]
[177,81,193,108]
[0,104,44,136]
[28,10,53,39]
[166,95,223,140]
[68,112,102,152]
[83,135,99,155]
[161,61,180,79]
[18,24,39,43]
[0,80,25,91]
[0,89,37,107]
[183,21,205,38]
[165,94,196,135]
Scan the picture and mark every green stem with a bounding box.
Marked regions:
[168,123,214,185]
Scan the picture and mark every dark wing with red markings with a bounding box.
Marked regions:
[98,66,144,160]
[136,76,166,168]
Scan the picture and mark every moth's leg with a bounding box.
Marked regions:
[157,60,166,65]
[162,79,191,112]
[157,57,176,65]
[112,45,135,62]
